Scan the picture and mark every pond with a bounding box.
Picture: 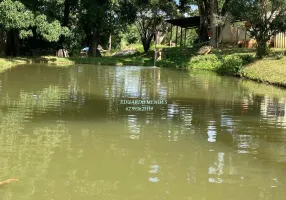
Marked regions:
[0,64,286,199]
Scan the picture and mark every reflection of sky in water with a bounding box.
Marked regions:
[208,152,225,183]
[124,71,140,97]
[158,86,167,99]
[149,177,159,183]
[77,66,83,73]
[127,115,140,139]
[113,67,167,98]
[221,115,233,126]
[149,165,160,173]
[207,121,216,142]
[168,104,179,119]
[233,134,252,154]
[261,96,286,126]
[149,165,160,183]
[221,114,233,133]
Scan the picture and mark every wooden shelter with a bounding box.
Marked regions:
[166,16,201,47]
[166,16,248,47]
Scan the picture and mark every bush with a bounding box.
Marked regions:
[131,57,145,66]
[238,54,255,65]
[190,54,222,70]
[216,55,243,75]
[156,59,177,68]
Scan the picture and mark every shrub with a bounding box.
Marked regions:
[190,54,222,70]
[130,57,145,66]
[216,55,243,75]
[238,54,255,65]
[156,59,177,67]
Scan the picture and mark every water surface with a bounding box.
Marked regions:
[0,64,286,199]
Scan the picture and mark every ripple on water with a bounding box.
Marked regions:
[148,165,160,183]
[3,65,286,199]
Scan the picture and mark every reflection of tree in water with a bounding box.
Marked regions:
[261,95,286,122]
[1,65,286,199]
[0,85,126,199]
[0,86,70,199]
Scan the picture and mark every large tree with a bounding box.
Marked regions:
[135,0,177,53]
[78,0,136,57]
[0,0,69,56]
[178,0,230,45]
[228,0,286,58]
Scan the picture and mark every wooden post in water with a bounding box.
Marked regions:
[175,26,178,47]
[184,28,187,47]
[169,24,173,46]
[244,28,247,48]
[236,27,239,45]
[154,33,157,67]
[180,27,183,47]
[108,34,112,53]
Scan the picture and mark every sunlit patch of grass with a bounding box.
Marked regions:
[0,58,27,72]
[241,57,286,87]
[0,56,74,72]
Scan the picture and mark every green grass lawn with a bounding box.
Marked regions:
[242,56,286,87]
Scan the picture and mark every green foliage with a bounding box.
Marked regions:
[158,47,256,76]
[79,0,137,56]
[156,59,177,67]
[0,0,34,30]
[19,30,33,39]
[135,0,178,52]
[67,54,152,66]
[0,0,69,42]
[64,28,85,56]
[124,25,140,45]
[190,54,222,70]
[229,0,286,58]
[238,54,255,65]
[216,55,243,75]
[35,15,69,42]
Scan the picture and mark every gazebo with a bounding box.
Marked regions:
[165,16,201,47]
[166,16,248,47]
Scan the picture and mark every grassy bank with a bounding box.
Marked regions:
[241,57,286,87]
[1,45,286,89]
[156,46,286,88]
[69,55,153,66]
[0,56,74,72]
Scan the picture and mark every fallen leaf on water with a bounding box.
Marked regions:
[0,179,19,186]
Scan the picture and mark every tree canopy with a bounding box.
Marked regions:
[1,0,286,58]
[228,0,286,57]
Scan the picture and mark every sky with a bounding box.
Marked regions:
[174,0,198,10]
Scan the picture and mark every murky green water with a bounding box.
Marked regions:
[0,64,286,199]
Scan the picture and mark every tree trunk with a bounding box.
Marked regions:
[58,0,70,51]
[156,30,167,44]
[142,35,153,53]
[14,29,20,56]
[88,28,101,57]
[0,30,6,56]
[198,1,209,42]
[5,29,20,57]
[63,0,70,27]
[256,39,269,58]
[5,30,12,56]
[210,0,218,47]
